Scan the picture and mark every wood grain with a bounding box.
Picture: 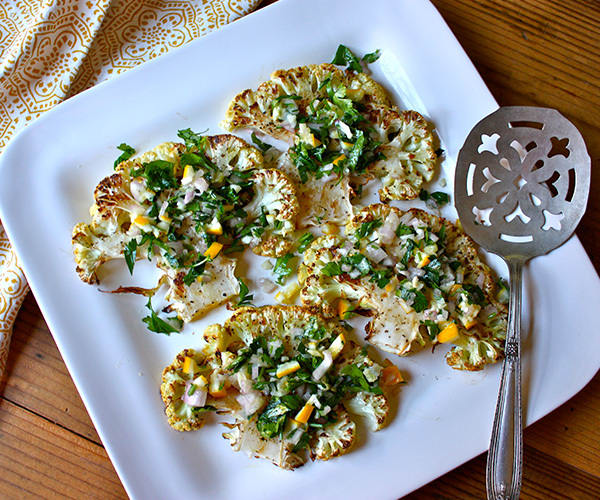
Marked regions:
[0,0,599,498]
[2,294,101,443]
[0,398,125,499]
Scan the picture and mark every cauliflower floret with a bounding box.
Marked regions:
[300,273,369,318]
[224,305,345,352]
[202,134,263,174]
[362,279,424,356]
[244,168,299,257]
[345,392,389,431]
[72,142,186,284]
[73,134,303,325]
[335,344,389,431]
[298,234,343,281]
[309,409,356,461]
[202,323,236,355]
[160,348,232,432]
[364,106,437,201]
[72,221,131,284]
[446,333,505,371]
[223,64,438,210]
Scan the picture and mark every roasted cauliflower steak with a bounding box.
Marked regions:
[222,63,439,225]
[299,205,508,371]
[160,305,395,469]
[72,133,299,324]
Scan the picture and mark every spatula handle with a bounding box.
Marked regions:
[486,258,523,500]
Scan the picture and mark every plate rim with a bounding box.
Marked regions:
[0,0,599,497]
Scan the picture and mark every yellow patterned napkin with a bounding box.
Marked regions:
[0,0,262,378]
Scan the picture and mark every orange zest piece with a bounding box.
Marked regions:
[337,299,353,319]
[438,322,459,343]
[294,403,314,424]
[380,364,404,386]
[182,356,196,375]
[464,319,478,330]
[418,255,430,268]
[204,242,223,260]
[332,154,346,166]
[209,387,227,398]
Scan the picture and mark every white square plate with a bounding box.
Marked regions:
[1,0,599,498]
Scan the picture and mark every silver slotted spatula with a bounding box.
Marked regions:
[454,106,591,500]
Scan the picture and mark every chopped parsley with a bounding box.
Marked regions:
[419,189,450,208]
[177,128,209,150]
[272,253,295,285]
[355,218,382,240]
[236,278,254,307]
[124,240,138,274]
[397,286,428,313]
[251,132,272,152]
[331,44,363,73]
[142,297,183,335]
[421,320,440,340]
[362,49,382,63]
[114,143,135,169]
[139,160,178,192]
[297,232,315,253]
[462,284,486,305]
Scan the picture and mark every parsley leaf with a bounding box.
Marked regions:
[362,49,381,63]
[431,191,450,206]
[419,189,450,208]
[124,240,138,274]
[462,284,486,305]
[183,256,207,286]
[331,44,363,72]
[141,160,178,192]
[401,239,416,267]
[177,128,208,150]
[251,132,272,153]
[273,253,295,285]
[141,297,182,335]
[421,320,440,340]
[114,143,135,169]
[321,261,342,277]
[297,232,315,253]
[257,399,292,438]
[355,219,382,240]
[370,269,392,289]
[236,278,254,307]
[226,347,252,373]
[179,151,216,171]
[340,364,382,394]
[398,286,428,313]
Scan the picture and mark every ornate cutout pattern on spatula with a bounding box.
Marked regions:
[455,107,590,257]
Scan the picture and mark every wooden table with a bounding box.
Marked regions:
[1,0,599,498]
